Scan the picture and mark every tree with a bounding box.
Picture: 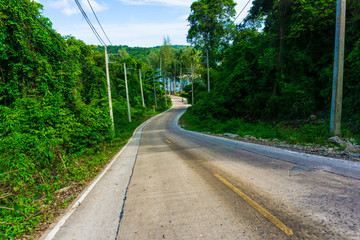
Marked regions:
[187,0,236,67]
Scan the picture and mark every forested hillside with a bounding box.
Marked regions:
[97,44,188,62]
[0,1,171,238]
[183,0,360,138]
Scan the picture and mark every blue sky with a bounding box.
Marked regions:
[34,0,253,47]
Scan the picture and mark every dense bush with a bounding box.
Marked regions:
[185,0,360,136]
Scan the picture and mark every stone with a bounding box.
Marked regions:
[328,136,345,145]
[346,142,358,152]
[224,133,238,138]
[56,186,70,193]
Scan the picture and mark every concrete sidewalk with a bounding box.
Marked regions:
[40,112,166,240]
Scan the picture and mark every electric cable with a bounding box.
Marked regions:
[233,0,252,23]
[74,0,106,46]
[86,0,112,45]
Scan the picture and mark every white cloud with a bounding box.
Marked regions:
[48,0,108,16]
[117,0,193,7]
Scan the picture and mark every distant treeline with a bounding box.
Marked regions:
[97,45,188,61]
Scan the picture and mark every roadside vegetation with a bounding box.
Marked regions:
[0,1,176,239]
[2,0,360,238]
[180,0,360,147]
[180,107,360,148]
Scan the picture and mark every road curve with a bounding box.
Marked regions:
[118,97,360,240]
[41,97,360,240]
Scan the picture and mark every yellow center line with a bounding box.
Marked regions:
[165,139,172,144]
[214,174,294,236]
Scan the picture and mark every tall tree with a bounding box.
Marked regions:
[187,0,236,67]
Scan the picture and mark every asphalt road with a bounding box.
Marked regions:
[42,96,360,240]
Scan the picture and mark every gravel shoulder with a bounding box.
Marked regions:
[182,131,360,162]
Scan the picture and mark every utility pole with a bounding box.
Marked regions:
[164,77,167,106]
[139,69,145,108]
[173,75,176,95]
[104,46,114,131]
[207,49,210,92]
[168,77,171,96]
[330,0,346,136]
[174,60,176,95]
[160,57,167,106]
[153,73,157,108]
[124,63,131,123]
[191,62,194,105]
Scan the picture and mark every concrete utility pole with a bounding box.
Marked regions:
[164,77,167,106]
[124,63,131,123]
[139,69,145,108]
[173,75,176,95]
[191,63,194,105]
[168,77,171,96]
[104,46,114,131]
[174,61,177,95]
[180,56,183,94]
[160,57,167,106]
[207,49,210,92]
[330,0,346,136]
[153,74,157,108]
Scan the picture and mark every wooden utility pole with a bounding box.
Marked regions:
[124,63,131,123]
[330,0,346,136]
[104,46,114,131]
[139,69,145,108]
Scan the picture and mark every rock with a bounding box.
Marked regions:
[249,136,256,141]
[273,138,279,142]
[346,142,358,152]
[56,186,70,193]
[310,115,317,120]
[224,133,238,138]
[328,136,346,145]
[244,135,251,138]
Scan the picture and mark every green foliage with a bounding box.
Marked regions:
[187,0,236,66]
[97,45,188,63]
[180,107,359,145]
[0,1,171,238]
[186,0,360,134]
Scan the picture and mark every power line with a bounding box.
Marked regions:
[234,0,252,23]
[74,0,106,46]
[86,0,112,46]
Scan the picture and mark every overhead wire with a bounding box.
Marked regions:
[74,0,106,46]
[86,0,112,46]
[236,0,266,27]
[3,1,111,102]
[233,0,252,23]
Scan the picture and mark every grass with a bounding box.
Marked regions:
[179,107,360,146]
